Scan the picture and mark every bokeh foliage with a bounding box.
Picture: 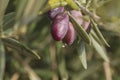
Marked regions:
[0,0,120,80]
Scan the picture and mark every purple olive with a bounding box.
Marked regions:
[70,10,91,33]
[48,7,65,20]
[82,20,91,33]
[51,12,69,41]
[70,10,83,25]
[62,22,75,45]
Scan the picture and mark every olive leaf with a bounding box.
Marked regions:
[90,29,102,45]
[78,40,87,69]
[13,0,28,33]
[90,18,110,47]
[0,40,5,80]
[90,35,109,62]
[3,12,15,30]
[0,0,9,23]
[15,0,28,21]
[69,12,91,44]
[1,37,40,59]
[0,0,9,79]
[14,0,49,34]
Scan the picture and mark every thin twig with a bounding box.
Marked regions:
[103,61,112,80]
[75,0,100,22]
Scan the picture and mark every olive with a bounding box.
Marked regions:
[51,12,69,41]
[48,7,65,20]
[62,22,75,45]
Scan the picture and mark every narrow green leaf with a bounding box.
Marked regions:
[0,40,5,80]
[78,41,87,69]
[3,12,15,30]
[0,0,9,36]
[90,29,102,45]
[69,13,91,44]
[90,18,110,47]
[15,0,28,21]
[15,0,49,29]
[0,0,9,22]
[1,37,40,59]
[90,35,109,62]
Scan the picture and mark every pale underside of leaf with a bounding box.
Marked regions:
[78,41,87,69]
[90,29,102,45]
[90,18,110,47]
[90,35,109,62]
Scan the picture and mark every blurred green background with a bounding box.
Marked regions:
[0,0,120,80]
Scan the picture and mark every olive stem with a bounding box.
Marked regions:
[75,0,100,22]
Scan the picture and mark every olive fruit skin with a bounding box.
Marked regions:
[82,21,91,33]
[70,10,91,33]
[48,7,65,20]
[51,12,69,41]
[62,22,75,45]
[70,10,83,25]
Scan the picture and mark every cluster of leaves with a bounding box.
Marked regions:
[0,0,120,80]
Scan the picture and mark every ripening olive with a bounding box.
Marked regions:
[51,12,69,41]
[62,22,75,45]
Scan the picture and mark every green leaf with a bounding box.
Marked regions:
[90,29,102,45]
[1,37,40,59]
[0,0,9,22]
[90,35,109,62]
[15,0,28,21]
[0,0,9,36]
[0,40,5,80]
[69,12,91,44]
[90,18,110,47]
[15,0,49,29]
[78,41,87,69]
[3,12,15,30]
